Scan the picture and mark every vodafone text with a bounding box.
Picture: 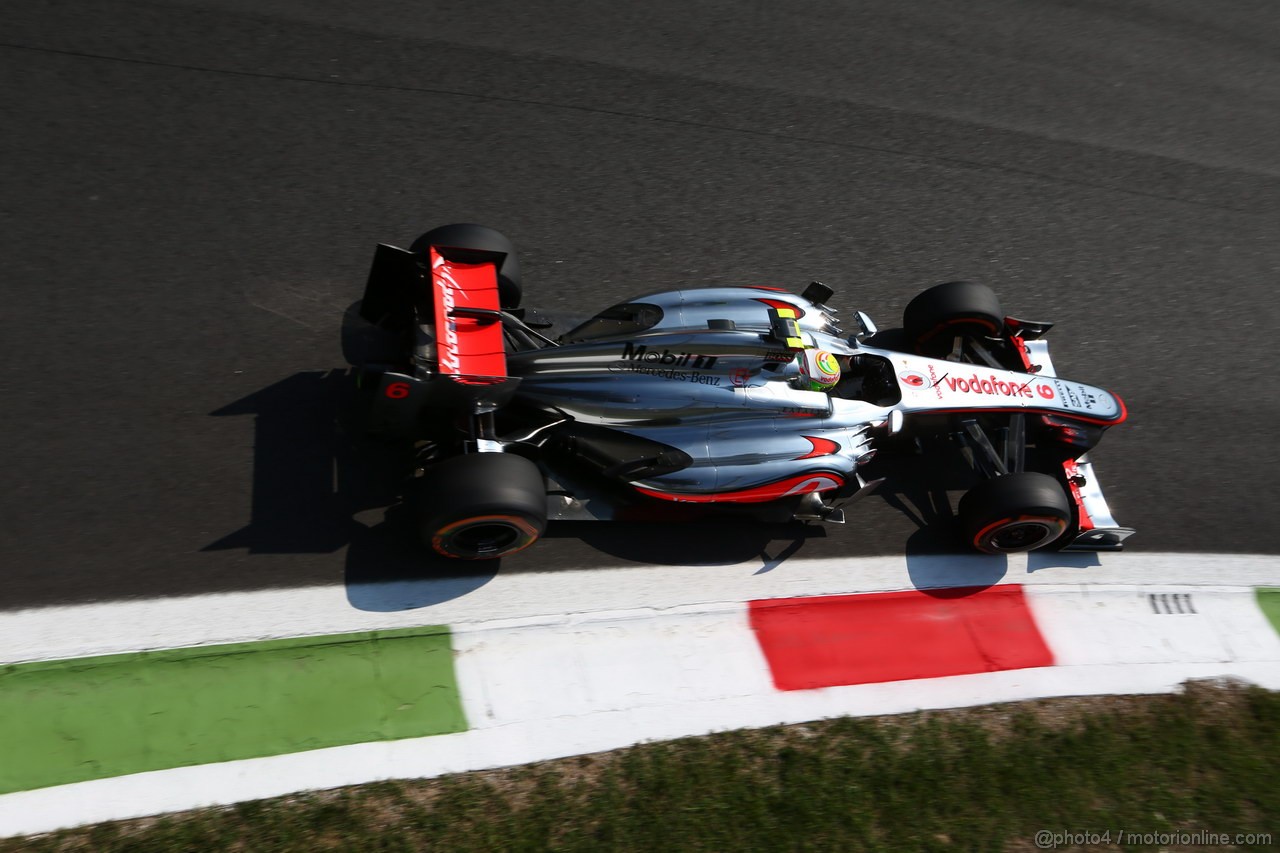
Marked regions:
[942,372,1052,400]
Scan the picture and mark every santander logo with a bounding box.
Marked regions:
[942,372,1055,401]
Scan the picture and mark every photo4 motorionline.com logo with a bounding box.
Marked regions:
[1034,829,1271,849]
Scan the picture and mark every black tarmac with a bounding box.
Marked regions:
[3,0,1278,608]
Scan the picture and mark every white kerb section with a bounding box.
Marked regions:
[1024,585,1280,686]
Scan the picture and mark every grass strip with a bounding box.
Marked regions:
[0,627,464,794]
[8,682,1276,852]
[1257,588,1280,638]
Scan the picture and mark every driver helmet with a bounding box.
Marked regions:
[798,349,841,391]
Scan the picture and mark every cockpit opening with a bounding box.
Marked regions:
[834,354,901,405]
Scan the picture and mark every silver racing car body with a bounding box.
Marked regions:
[353,224,1133,560]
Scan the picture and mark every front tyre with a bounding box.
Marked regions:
[958,472,1070,554]
[412,453,547,559]
[904,280,1004,357]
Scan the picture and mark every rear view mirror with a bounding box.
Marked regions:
[854,311,878,342]
[888,409,904,435]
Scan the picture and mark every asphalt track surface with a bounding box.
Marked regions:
[3,0,1279,609]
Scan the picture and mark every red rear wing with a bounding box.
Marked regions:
[430,247,508,379]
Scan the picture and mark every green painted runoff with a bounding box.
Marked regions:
[1258,588,1280,638]
[0,627,466,794]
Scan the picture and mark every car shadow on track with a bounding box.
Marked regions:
[869,449,1106,592]
[543,519,824,573]
[203,369,502,612]
[201,369,858,610]
[860,449,1014,596]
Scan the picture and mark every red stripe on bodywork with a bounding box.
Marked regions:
[748,585,1053,690]
[430,248,507,378]
[1104,392,1128,425]
[633,472,844,504]
[796,436,841,459]
[752,297,806,318]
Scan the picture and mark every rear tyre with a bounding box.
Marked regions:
[410,223,523,310]
[412,453,547,559]
[958,472,1070,554]
[904,281,1004,356]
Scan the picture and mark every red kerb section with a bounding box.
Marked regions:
[430,248,507,378]
[748,585,1053,690]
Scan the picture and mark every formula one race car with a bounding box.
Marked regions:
[350,223,1133,560]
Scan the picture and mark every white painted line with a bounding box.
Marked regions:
[3,553,1278,665]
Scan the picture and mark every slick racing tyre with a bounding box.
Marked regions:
[958,472,1071,554]
[410,223,523,310]
[412,452,547,559]
[904,281,1004,357]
